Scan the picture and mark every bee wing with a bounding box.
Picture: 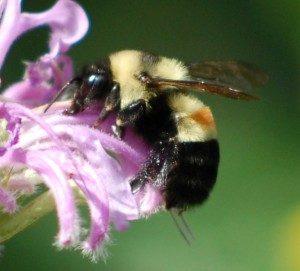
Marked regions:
[148,77,259,100]
[187,60,269,90]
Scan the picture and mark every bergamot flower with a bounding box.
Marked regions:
[0,0,163,261]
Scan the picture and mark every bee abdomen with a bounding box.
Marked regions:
[164,139,220,211]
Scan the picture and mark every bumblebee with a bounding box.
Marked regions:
[45,50,267,213]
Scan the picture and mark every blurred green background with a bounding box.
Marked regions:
[1,1,300,270]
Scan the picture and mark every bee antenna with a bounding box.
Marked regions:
[179,213,195,241]
[43,78,81,113]
[170,210,194,246]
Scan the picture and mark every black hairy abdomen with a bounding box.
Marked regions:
[128,94,219,211]
[164,140,220,211]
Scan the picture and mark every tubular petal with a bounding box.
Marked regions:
[0,186,17,213]
[0,0,88,68]
[0,148,80,246]
[0,101,163,260]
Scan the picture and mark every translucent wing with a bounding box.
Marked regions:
[187,60,268,90]
[137,60,267,100]
[145,77,259,100]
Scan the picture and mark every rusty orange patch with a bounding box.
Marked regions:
[190,107,215,127]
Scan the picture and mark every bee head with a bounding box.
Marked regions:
[80,61,113,100]
[44,60,114,114]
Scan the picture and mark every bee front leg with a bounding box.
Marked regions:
[63,79,86,115]
[113,99,146,139]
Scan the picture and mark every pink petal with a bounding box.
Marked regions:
[3,80,50,108]
[20,0,89,56]
[0,103,82,245]
[3,55,73,107]
[7,178,35,194]
[0,0,20,68]
[0,186,17,213]
[137,184,163,215]
[0,100,163,259]
[0,104,21,155]
[0,0,88,68]
[0,148,80,246]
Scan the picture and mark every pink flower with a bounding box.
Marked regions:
[0,0,89,68]
[0,101,162,260]
[3,55,74,107]
[0,0,163,261]
[1,0,88,107]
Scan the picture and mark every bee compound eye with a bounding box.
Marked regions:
[86,73,109,89]
[87,74,98,85]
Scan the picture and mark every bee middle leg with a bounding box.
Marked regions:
[93,82,120,128]
[112,99,147,139]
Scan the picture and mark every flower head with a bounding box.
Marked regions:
[0,0,163,261]
[0,101,162,260]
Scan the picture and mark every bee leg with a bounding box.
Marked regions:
[63,80,86,115]
[130,177,146,194]
[130,140,178,193]
[113,99,146,139]
[117,99,146,125]
[93,83,120,128]
[64,78,101,115]
[130,152,177,194]
[100,83,120,119]
[130,148,163,193]
[111,124,124,139]
[44,78,82,113]
[64,98,84,115]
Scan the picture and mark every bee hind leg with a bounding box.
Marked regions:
[130,140,178,193]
